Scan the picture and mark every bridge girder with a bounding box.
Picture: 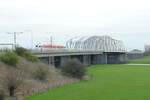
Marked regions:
[66,36,126,53]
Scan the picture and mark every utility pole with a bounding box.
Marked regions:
[30,31,33,49]
[50,36,53,46]
[7,32,23,49]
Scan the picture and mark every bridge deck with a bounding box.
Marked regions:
[32,50,103,57]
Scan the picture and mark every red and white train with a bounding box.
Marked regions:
[36,44,65,50]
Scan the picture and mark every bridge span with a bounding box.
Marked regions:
[33,50,103,57]
[32,49,127,68]
[32,36,143,67]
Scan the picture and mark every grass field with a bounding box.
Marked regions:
[26,64,150,100]
[128,56,150,64]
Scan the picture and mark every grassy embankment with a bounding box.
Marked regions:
[26,56,150,100]
[26,64,150,100]
[0,49,77,100]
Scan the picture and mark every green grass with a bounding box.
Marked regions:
[128,56,150,64]
[26,64,150,100]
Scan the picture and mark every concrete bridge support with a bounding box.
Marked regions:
[118,54,127,63]
[107,53,127,64]
[90,54,107,64]
[39,57,49,65]
[90,55,97,64]
[39,57,55,67]
[59,55,92,67]
[48,56,55,67]
[46,54,109,67]
[60,56,71,67]
[70,55,83,63]
[83,55,91,65]
[38,53,127,68]
[100,54,107,64]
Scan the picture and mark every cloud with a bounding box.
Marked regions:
[0,0,150,50]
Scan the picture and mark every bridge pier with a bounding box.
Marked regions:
[39,57,55,67]
[83,55,91,65]
[107,53,127,64]
[90,54,107,64]
[91,55,96,64]
[118,54,127,63]
[39,57,49,65]
[99,54,107,64]
[48,56,55,67]
[60,56,71,67]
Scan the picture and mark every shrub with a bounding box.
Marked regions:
[0,52,19,67]
[15,47,39,62]
[61,59,86,79]
[33,67,48,81]
[24,53,39,62]
[15,47,28,57]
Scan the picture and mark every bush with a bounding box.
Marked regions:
[0,52,19,67]
[61,59,86,79]
[15,47,39,62]
[33,67,48,81]
[15,47,28,57]
[24,53,39,62]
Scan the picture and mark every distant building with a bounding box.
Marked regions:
[145,45,150,52]
[128,49,143,54]
[127,49,143,59]
[144,45,150,56]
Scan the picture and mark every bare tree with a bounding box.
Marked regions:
[2,69,24,97]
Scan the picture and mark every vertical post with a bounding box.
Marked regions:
[83,55,91,65]
[105,54,108,64]
[31,31,33,49]
[14,32,17,49]
[50,36,52,46]
[101,53,107,64]
[96,55,102,64]
[48,57,55,67]
[60,56,71,67]
[7,32,23,50]
[88,55,91,65]
[83,55,87,65]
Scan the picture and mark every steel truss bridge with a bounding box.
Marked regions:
[32,36,129,67]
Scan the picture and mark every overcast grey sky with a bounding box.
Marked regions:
[0,0,150,50]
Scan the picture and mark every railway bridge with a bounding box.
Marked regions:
[32,36,128,67]
[33,50,127,67]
